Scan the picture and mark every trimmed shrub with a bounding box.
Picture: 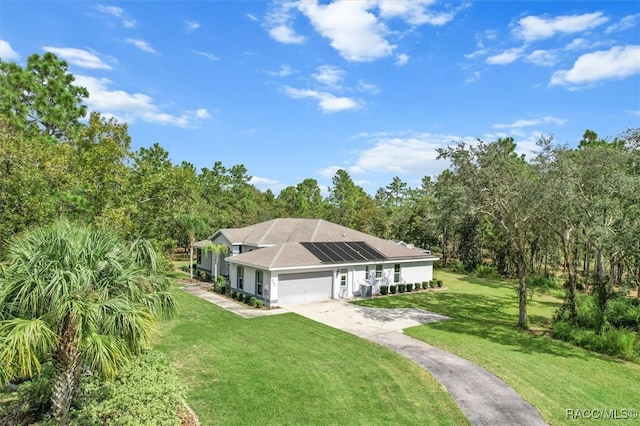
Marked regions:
[249,296,258,307]
[406,283,413,292]
[389,285,397,294]
[231,290,237,299]
[422,282,429,290]
[243,294,252,304]
[398,284,406,293]
[437,279,443,288]
[256,300,264,308]
[236,292,244,301]
[218,284,227,294]
[380,285,389,295]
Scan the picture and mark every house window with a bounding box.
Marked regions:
[375,264,383,279]
[394,264,401,283]
[237,266,244,290]
[340,268,347,287]
[256,270,263,296]
[365,265,370,280]
[197,249,202,264]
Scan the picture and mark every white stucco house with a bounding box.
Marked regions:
[194,218,439,307]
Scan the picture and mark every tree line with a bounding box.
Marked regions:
[2,53,639,330]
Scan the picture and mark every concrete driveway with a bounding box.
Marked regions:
[285,299,548,426]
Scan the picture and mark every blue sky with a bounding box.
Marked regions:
[1,1,639,195]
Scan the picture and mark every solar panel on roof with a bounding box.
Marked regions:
[301,241,387,263]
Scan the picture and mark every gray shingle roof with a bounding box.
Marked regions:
[216,218,438,270]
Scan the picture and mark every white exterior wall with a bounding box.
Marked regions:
[396,261,433,285]
[229,265,270,298]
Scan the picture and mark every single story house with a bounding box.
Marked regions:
[194,218,439,307]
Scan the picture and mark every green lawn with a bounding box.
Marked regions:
[155,288,468,426]
[355,271,640,425]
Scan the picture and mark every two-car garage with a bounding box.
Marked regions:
[277,271,333,305]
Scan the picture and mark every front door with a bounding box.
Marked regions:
[338,268,348,298]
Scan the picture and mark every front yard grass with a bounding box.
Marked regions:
[355,270,640,425]
[155,287,468,425]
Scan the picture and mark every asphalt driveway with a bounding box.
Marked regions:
[285,299,548,426]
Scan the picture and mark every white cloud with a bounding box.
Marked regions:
[42,46,112,69]
[265,1,305,44]
[525,49,557,67]
[185,20,200,32]
[283,86,360,113]
[126,38,156,54]
[270,25,306,44]
[123,20,136,28]
[349,133,466,175]
[515,12,608,42]
[0,40,21,61]
[550,45,640,87]
[377,0,458,26]
[313,65,345,89]
[318,165,342,178]
[486,47,524,65]
[605,14,640,34]
[250,176,286,193]
[298,0,395,62]
[247,13,258,22]
[629,110,640,117]
[395,53,410,66]
[75,75,209,127]
[196,51,220,61]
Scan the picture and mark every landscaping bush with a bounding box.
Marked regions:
[218,284,227,294]
[553,320,639,361]
[380,285,388,295]
[398,284,406,293]
[437,279,443,288]
[389,285,397,294]
[406,283,413,292]
[249,296,258,307]
[450,260,466,274]
[475,264,499,279]
[236,292,244,301]
[243,294,251,303]
[70,351,185,425]
[422,281,429,290]
[1,363,54,424]
[415,283,422,291]
[231,290,237,299]
[256,300,264,308]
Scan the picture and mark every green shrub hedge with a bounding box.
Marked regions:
[380,285,388,295]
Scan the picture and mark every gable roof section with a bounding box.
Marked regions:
[219,218,438,270]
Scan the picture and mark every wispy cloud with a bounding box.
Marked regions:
[42,46,112,69]
[486,47,524,65]
[95,4,136,28]
[550,45,640,88]
[126,38,156,54]
[247,13,258,22]
[267,64,296,77]
[185,20,200,32]
[196,51,219,61]
[395,53,409,66]
[313,65,345,89]
[525,49,557,67]
[75,75,209,127]
[493,116,566,131]
[0,40,21,61]
[605,14,640,34]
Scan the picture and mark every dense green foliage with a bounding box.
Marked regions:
[2,352,185,426]
[0,221,176,422]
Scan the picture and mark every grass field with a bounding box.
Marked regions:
[355,270,640,425]
[155,288,468,425]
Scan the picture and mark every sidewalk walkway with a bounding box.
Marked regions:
[181,287,548,426]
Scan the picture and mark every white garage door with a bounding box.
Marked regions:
[278,271,333,305]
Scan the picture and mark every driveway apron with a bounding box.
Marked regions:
[285,299,548,426]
